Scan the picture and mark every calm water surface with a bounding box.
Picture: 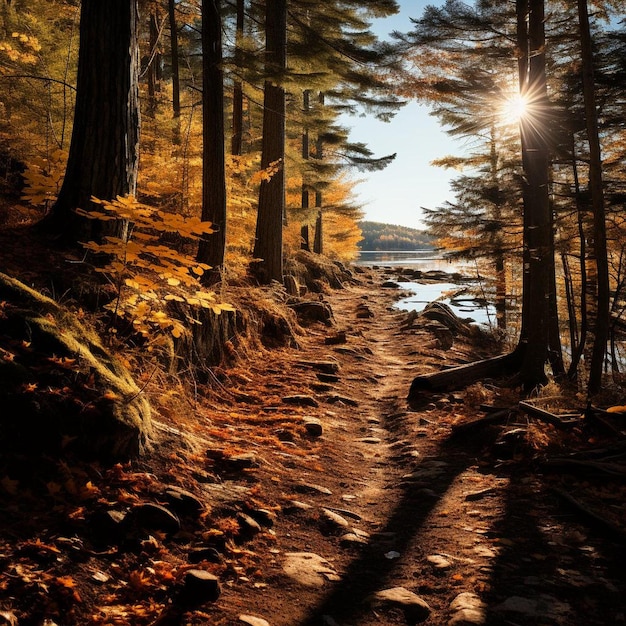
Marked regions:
[356,250,496,326]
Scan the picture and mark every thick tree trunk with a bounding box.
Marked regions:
[197,0,227,281]
[578,0,609,395]
[252,0,287,284]
[516,0,557,389]
[44,0,140,243]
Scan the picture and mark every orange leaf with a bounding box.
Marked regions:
[56,575,76,588]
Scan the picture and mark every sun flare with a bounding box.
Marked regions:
[500,93,529,125]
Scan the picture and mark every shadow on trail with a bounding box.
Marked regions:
[297,418,478,626]
[483,469,626,625]
[297,412,626,626]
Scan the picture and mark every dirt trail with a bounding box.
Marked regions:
[200,268,626,626]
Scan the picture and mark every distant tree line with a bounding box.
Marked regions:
[358,221,432,251]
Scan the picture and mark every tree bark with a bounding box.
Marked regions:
[516,0,557,389]
[147,8,161,118]
[252,0,287,284]
[231,0,244,156]
[168,0,181,143]
[197,0,227,281]
[577,0,609,395]
[44,0,140,243]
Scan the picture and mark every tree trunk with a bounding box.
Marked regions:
[312,91,324,255]
[168,0,181,142]
[577,0,609,395]
[516,0,557,389]
[252,0,287,284]
[197,0,226,281]
[231,0,244,156]
[147,8,160,118]
[313,209,323,254]
[567,141,589,378]
[301,89,311,250]
[301,224,310,251]
[44,0,140,243]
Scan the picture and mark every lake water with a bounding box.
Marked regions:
[356,250,497,326]
[357,249,460,271]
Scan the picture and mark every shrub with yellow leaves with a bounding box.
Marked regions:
[76,195,234,343]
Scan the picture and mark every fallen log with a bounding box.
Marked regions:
[408,351,520,400]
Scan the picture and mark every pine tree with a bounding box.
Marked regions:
[42,0,140,243]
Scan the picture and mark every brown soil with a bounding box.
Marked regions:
[1,233,625,626]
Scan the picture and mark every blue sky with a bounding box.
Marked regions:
[345,0,454,230]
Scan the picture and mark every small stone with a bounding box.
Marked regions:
[238,512,262,536]
[326,394,359,407]
[448,608,486,625]
[427,554,452,570]
[381,281,400,288]
[385,551,401,560]
[295,482,332,495]
[238,615,271,626]
[320,508,350,533]
[248,508,276,528]
[163,486,205,517]
[215,451,259,470]
[325,507,361,521]
[450,592,486,612]
[371,587,431,623]
[283,552,340,587]
[304,418,323,437]
[340,532,368,547]
[360,437,382,444]
[188,547,223,564]
[180,569,221,606]
[283,394,319,407]
[130,503,180,535]
[283,500,313,513]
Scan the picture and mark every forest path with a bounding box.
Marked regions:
[200,267,626,626]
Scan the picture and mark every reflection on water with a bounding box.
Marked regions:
[356,251,495,326]
[395,281,496,327]
[356,250,470,273]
